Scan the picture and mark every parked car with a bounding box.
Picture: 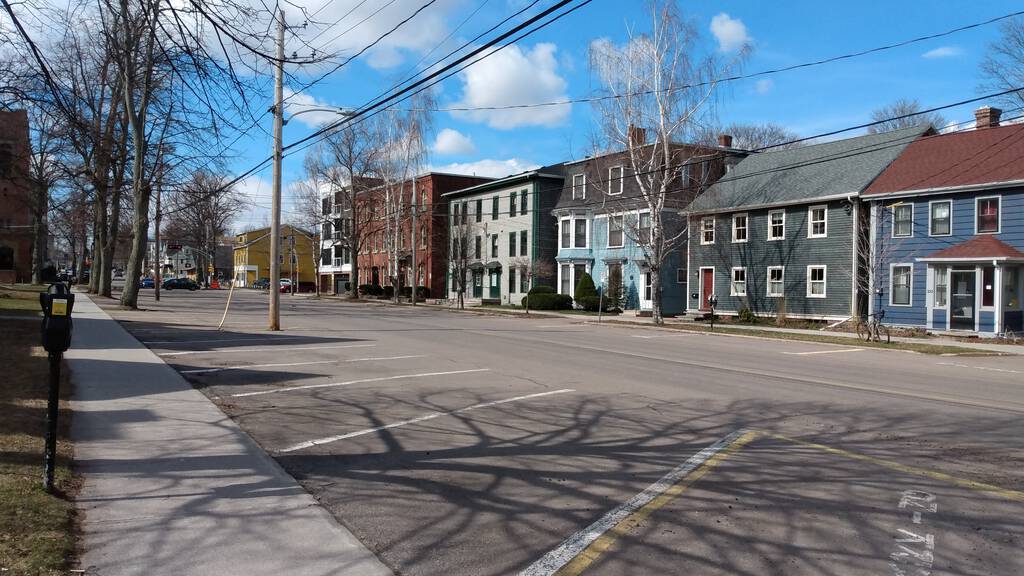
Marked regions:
[162,278,200,291]
[253,277,271,289]
[141,277,155,288]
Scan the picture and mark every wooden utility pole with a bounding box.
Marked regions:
[154,183,161,301]
[269,8,284,330]
[410,176,417,305]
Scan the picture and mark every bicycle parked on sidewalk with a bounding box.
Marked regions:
[856,310,890,343]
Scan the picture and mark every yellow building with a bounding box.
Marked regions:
[232,225,318,288]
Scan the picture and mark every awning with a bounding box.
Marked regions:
[916,236,1024,263]
[485,261,503,270]
[468,262,485,271]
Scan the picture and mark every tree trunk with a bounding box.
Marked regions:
[120,184,150,308]
[30,209,45,284]
[99,188,122,297]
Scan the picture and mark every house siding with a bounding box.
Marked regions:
[687,200,856,319]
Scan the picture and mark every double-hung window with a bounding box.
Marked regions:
[520,230,528,256]
[808,205,827,238]
[520,266,530,292]
[929,201,951,236]
[934,267,948,307]
[767,266,784,297]
[807,266,826,298]
[520,190,528,215]
[491,234,498,258]
[574,218,588,248]
[560,219,570,248]
[732,213,748,243]
[560,263,571,294]
[492,197,499,220]
[892,204,913,238]
[572,174,586,200]
[508,268,516,293]
[461,202,468,225]
[452,203,460,225]
[768,210,785,240]
[608,214,624,248]
[508,232,517,257]
[475,199,482,223]
[890,264,912,306]
[608,166,623,195]
[976,197,1000,233]
[510,194,517,218]
[474,235,481,259]
[638,212,651,244]
[700,216,715,244]
[731,267,747,296]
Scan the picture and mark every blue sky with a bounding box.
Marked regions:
[232,0,1021,229]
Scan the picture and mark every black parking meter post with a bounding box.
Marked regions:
[39,283,73,493]
[708,294,718,332]
[43,352,61,492]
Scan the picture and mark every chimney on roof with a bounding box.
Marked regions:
[974,106,1002,130]
[628,124,647,147]
[718,134,733,148]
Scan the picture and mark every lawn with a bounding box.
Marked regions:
[0,284,46,314]
[0,316,76,575]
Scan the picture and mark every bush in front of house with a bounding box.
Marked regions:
[398,286,431,299]
[738,306,757,324]
[574,272,601,311]
[358,283,383,296]
[521,293,573,310]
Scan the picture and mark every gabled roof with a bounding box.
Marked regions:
[919,235,1024,261]
[864,122,1024,196]
[688,124,929,213]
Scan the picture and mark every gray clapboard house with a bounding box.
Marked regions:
[685,125,929,320]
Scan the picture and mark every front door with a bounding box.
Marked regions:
[489,270,501,298]
[950,270,976,330]
[472,270,483,298]
[639,270,653,310]
[700,268,714,311]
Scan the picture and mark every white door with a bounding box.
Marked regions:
[640,270,653,310]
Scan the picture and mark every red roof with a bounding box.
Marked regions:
[923,236,1024,260]
[864,123,1024,195]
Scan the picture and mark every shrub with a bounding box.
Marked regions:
[398,286,431,299]
[528,285,556,295]
[358,284,383,296]
[605,267,624,311]
[521,293,573,310]
[381,285,394,299]
[738,307,757,324]
[574,272,600,311]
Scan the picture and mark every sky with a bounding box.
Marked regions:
[229,0,1022,230]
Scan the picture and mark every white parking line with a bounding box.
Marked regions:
[782,348,864,356]
[276,388,574,453]
[938,362,1022,374]
[519,429,750,576]
[144,336,307,345]
[629,334,690,339]
[180,355,425,375]
[159,344,376,356]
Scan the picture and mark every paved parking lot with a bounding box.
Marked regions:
[100,288,1024,575]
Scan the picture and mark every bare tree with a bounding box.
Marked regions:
[446,214,484,310]
[867,98,946,133]
[716,123,803,150]
[291,166,330,297]
[589,1,744,324]
[980,17,1024,110]
[163,170,244,286]
[509,256,555,314]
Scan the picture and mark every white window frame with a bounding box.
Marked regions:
[572,173,586,200]
[806,265,827,298]
[891,203,914,238]
[975,195,1001,234]
[730,267,747,296]
[767,209,785,241]
[889,263,913,307]
[572,216,590,249]
[933,265,948,308]
[559,217,571,249]
[608,166,623,195]
[607,213,624,248]
[766,266,785,297]
[928,199,952,237]
[808,205,828,238]
[700,216,715,245]
[731,213,748,243]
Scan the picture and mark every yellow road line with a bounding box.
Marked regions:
[552,430,759,576]
[769,433,1024,503]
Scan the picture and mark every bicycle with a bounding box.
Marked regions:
[856,310,890,343]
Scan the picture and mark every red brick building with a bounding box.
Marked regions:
[0,110,34,283]
[356,172,492,298]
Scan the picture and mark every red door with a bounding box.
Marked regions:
[701,269,714,311]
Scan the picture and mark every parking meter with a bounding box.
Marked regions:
[40,283,75,354]
[708,294,719,331]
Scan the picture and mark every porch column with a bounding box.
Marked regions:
[994,263,1002,335]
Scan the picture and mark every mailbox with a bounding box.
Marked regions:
[39,283,75,354]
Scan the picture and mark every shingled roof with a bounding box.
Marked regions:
[920,235,1024,261]
[864,122,1024,195]
[688,124,929,213]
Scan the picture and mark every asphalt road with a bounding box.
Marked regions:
[100,287,1024,576]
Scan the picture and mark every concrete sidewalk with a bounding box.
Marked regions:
[67,293,392,576]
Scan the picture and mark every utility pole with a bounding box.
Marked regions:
[410,176,417,305]
[154,157,162,302]
[269,8,284,330]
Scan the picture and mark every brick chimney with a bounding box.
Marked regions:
[628,124,647,147]
[718,134,733,147]
[974,106,1002,129]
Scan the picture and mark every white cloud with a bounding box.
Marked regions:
[710,13,751,52]
[451,43,571,129]
[432,128,477,156]
[922,46,962,59]
[232,176,272,233]
[754,78,773,94]
[431,158,539,179]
